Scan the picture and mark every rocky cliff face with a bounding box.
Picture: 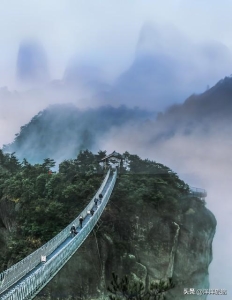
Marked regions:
[35,176,216,300]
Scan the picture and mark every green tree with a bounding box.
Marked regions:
[75,150,97,174]
[95,150,107,161]
[42,158,56,172]
[108,273,175,300]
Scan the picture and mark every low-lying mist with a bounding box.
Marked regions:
[3,103,155,165]
[99,117,232,296]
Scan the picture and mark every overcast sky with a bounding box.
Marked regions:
[0,1,232,298]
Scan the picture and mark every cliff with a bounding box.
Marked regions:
[34,174,216,300]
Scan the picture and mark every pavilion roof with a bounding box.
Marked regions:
[99,151,121,161]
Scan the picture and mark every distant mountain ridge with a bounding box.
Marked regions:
[3,75,232,163]
[162,76,232,122]
[3,104,154,164]
[10,24,232,112]
[96,23,232,110]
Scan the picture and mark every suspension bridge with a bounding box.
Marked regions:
[0,169,117,300]
[0,166,207,300]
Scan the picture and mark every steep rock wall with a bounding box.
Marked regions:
[36,189,216,300]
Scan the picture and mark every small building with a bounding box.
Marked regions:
[99,151,122,170]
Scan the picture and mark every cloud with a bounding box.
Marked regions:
[0,86,93,148]
[99,117,232,295]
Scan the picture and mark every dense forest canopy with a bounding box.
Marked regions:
[0,149,196,274]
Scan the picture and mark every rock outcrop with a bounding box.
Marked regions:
[35,178,216,300]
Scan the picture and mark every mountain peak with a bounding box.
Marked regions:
[16,39,49,86]
[136,22,161,55]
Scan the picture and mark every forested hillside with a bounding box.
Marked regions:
[0,149,106,270]
[0,149,189,271]
[152,76,232,139]
[3,104,154,164]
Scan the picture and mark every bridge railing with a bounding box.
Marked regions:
[189,186,207,198]
[1,170,117,300]
[0,170,110,295]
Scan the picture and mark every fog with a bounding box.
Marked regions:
[99,120,232,297]
[2,0,232,89]
[1,0,232,298]
[2,24,232,146]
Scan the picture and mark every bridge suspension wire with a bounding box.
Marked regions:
[0,169,117,300]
